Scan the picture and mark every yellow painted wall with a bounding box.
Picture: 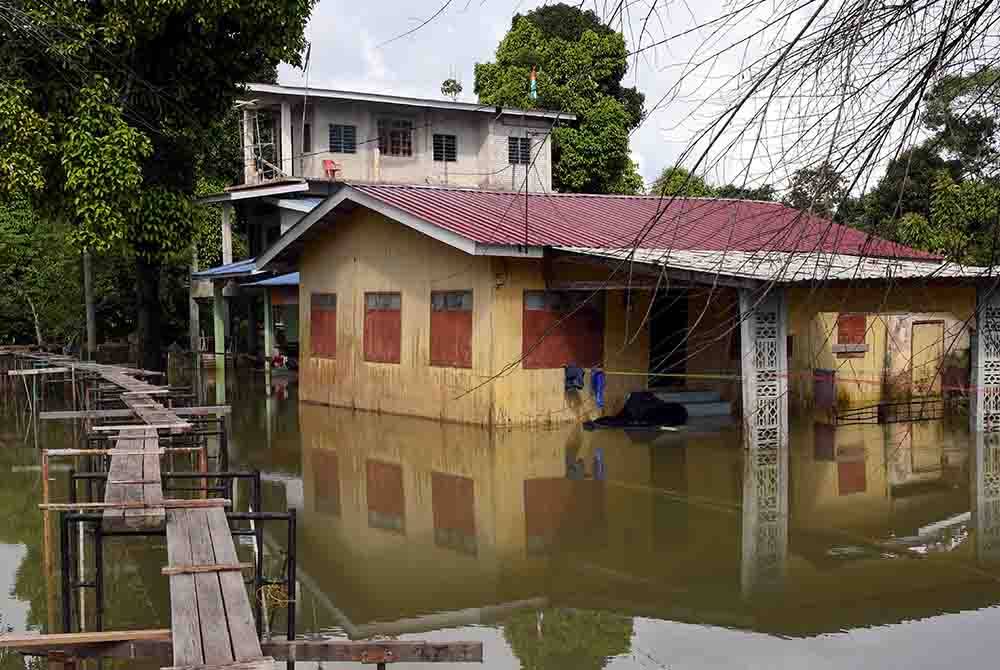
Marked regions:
[685,287,741,402]
[298,209,652,426]
[786,285,976,409]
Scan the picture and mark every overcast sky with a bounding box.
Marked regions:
[276,0,724,189]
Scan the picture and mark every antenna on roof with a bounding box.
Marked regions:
[300,41,312,175]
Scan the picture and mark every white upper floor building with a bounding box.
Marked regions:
[240,83,573,193]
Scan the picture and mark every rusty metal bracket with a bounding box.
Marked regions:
[360,646,395,665]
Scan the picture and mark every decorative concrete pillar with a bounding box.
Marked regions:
[740,435,788,599]
[738,286,789,598]
[975,431,1000,566]
[739,288,789,451]
[974,286,1000,432]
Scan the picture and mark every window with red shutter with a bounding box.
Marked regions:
[430,290,473,368]
[432,472,476,555]
[835,313,867,359]
[364,292,401,364]
[522,291,605,369]
[312,449,340,516]
[310,293,337,358]
[367,460,405,533]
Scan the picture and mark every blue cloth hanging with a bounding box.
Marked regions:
[590,368,606,408]
[564,365,585,391]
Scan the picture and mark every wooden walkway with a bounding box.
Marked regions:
[78,362,273,670]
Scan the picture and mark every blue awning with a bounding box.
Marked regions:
[245,272,299,287]
[192,257,258,279]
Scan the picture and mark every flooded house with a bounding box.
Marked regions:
[194,82,994,433]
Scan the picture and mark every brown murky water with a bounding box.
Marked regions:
[1,371,999,669]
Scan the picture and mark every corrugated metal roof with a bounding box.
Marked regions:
[558,247,990,283]
[245,272,299,287]
[191,258,257,279]
[350,184,937,260]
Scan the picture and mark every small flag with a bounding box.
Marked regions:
[529,66,538,101]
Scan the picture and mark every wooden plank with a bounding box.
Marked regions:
[161,563,251,576]
[0,629,172,648]
[7,367,70,376]
[93,423,191,432]
[121,446,149,528]
[263,640,485,663]
[45,449,166,457]
[167,510,205,666]
[185,509,236,666]
[0,636,483,664]
[42,499,230,511]
[205,508,263,662]
[160,658,274,670]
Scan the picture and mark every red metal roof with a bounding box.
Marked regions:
[350,183,937,260]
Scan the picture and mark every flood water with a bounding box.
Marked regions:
[1,371,999,668]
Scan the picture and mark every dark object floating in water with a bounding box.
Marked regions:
[584,391,688,431]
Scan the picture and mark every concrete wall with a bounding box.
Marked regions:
[282,100,553,192]
[786,285,976,409]
[297,209,650,426]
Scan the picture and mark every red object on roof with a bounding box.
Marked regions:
[350,183,937,260]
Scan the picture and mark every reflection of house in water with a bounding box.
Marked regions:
[289,404,1000,640]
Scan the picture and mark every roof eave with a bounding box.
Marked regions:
[197,181,309,204]
[257,186,544,270]
[243,83,575,121]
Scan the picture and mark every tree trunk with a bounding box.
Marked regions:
[25,295,43,347]
[136,255,163,371]
[83,249,97,360]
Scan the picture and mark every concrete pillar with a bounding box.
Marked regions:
[738,286,789,598]
[213,280,227,405]
[280,101,293,177]
[221,203,233,266]
[243,108,256,185]
[264,289,274,374]
[975,430,1000,565]
[973,285,1000,432]
[189,247,200,352]
[739,287,789,450]
[246,297,258,356]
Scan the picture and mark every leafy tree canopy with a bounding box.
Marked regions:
[781,161,847,218]
[474,3,644,194]
[0,0,314,367]
[504,608,632,670]
[650,166,776,201]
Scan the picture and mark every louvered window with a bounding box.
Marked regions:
[433,134,457,162]
[328,124,357,153]
[508,136,531,164]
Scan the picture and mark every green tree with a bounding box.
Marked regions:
[441,78,463,100]
[782,161,847,218]
[0,200,83,346]
[714,183,777,201]
[0,0,313,369]
[474,4,644,194]
[504,608,632,670]
[650,167,714,197]
[923,67,1000,178]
